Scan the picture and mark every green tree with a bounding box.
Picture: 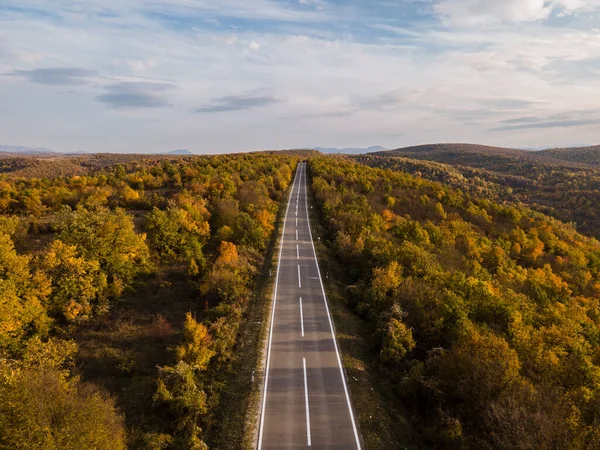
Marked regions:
[55,206,152,297]
[146,205,209,273]
[154,361,209,450]
[39,239,108,321]
[0,365,126,450]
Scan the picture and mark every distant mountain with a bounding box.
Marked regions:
[315,146,387,154]
[0,145,57,155]
[165,149,193,155]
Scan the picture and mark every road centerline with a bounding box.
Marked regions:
[303,357,311,447]
[300,297,304,337]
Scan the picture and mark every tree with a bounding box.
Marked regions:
[380,316,415,364]
[55,206,152,297]
[0,233,50,353]
[175,313,215,371]
[154,361,209,450]
[38,239,108,321]
[146,205,209,272]
[0,365,126,450]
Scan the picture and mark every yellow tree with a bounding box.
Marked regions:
[175,313,215,371]
[0,233,50,353]
[39,240,108,321]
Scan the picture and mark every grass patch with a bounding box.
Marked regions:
[305,170,418,450]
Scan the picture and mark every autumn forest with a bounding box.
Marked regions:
[2,145,600,449]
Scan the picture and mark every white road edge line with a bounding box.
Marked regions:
[298,264,302,288]
[303,357,312,447]
[257,164,301,450]
[302,164,362,449]
[300,297,304,337]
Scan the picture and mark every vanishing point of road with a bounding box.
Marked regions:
[257,162,362,449]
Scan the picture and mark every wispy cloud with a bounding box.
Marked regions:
[195,94,280,113]
[490,119,600,131]
[97,82,173,109]
[433,0,600,26]
[9,68,96,85]
[500,116,543,125]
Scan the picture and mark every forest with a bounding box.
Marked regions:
[360,144,600,240]
[310,155,600,448]
[0,152,303,449]
[3,146,600,449]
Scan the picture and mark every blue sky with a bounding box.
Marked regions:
[1,0,600,153]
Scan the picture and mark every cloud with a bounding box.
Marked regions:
[500,116,543,125]
[127,59,157,72]
[195,94,279,113]
[490,119,600,131]
[10,67,95,85]
[478,98,544,110]
[97,82,173,109]
[433,0,600,26]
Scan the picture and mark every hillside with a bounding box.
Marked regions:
[315,145,387,154]
[539,145,600,166]
[373,143,590,173]
[364,144,600,240]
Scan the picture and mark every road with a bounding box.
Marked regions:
[257,162,362,449]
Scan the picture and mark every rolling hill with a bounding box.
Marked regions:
[372,143,590,171]
[359,142,600,240]
[538,145,600,165]
[315,145,387,154]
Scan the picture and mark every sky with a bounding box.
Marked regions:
[1,0,600,153]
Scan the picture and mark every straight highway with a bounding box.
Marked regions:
[257,162,362,449]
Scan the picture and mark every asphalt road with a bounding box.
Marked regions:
[257,162,362,449]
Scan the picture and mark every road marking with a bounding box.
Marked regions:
[296,229,299,241]
[303,357,311,447]
[296,217,298,226]
[298,264,302,288]
[300,297,304,337]
[257,165,300,450]
[302,164,362,449]
[297,244,300,260]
